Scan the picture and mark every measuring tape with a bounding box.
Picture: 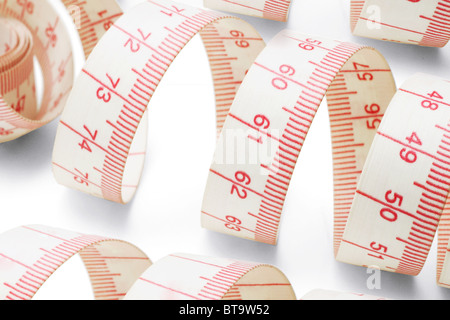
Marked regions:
[52,0,266,204]
[0,0,123,143]
[201,30,450,288]
[351,0,450,47]
[203,0,292,22]
[0,224,387,300]
[201,25,450,287]
[49,0,450,289]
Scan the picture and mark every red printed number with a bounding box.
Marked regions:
[74,169,89,186]
[98,10,114,31]
[298,38,321,51]
[96,74,120,103]
[353,62,373,81]
[225,216,242,232]
[365,103,381,130]
[79,125,99,153]
[230,171,251,199]
[124,38,140,53]
[272,64,295,90]
[248,116,270,144]
[400,132,421,164]
[422,91,443,111]
[368,242,388,260]
[230,30,250,48]
[379,190,403,223]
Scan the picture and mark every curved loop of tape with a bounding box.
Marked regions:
[202,30,396,246]
[125,253,296,300]
[52,0,266,204]
[48,0,450,289]
[200,27,450,287]
[203,0,292,22]
[0,0,122,143]
[336,74,450,287]
[350,0,450,47]
[0,225,386,300]
[0,225,151,300]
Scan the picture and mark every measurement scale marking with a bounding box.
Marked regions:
[228,113,280,142]
[221,1,264,13]
[356,190,438,227]
[111,24,163,57]
[60,120,110,155]
[399,88,450,107]
[52,162,103,190]
[202,211,261,236]
[209,169,279,203]
[81,68,144,111]
[254,62,322,95]
[358,17,427,36]
[377,131,450,165]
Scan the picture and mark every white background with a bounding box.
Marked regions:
[2,0,450,300]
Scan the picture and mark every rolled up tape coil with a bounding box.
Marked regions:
[48,0,450,289]
[0,0,123,143]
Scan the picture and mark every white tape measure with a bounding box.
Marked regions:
[203,0,292,22]
[200,28,450,287]
[0,0,122,143]
[52,0,266,204]
[0,224,386,300]
[2,0,450,300]
[48,0,450,290]
[351,0,450,47]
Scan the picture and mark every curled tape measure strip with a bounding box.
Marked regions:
[201,30,450,287]
[0,0,122,143]
[336,74,450,287]
[52,0,266,204]
[202,30,396,246]
[201,25,450,286]
[203,0,292,22]
[49,0,450,289]
[0,225,386,300]
[351,0,450,47]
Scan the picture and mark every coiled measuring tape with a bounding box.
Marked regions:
[351,0,450,47]
[0,0,123,143]
[201,31,450,287]
[0,224,387,300]
[49,0,450,289]
[0,0,392,301]
[52,0,266,204]
[203,0,292,22]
